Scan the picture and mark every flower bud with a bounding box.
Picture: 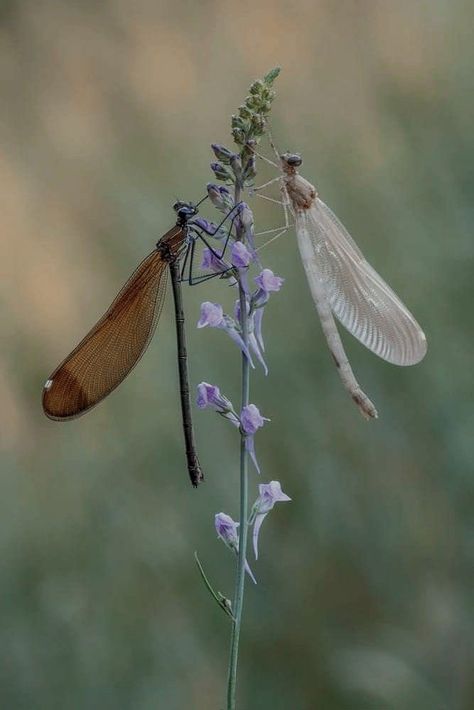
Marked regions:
[232,128,246,145]
[263,66,280,85]
[215,513,239,550]
[207,183,234,212]
[242,155,257,183]
[249,79,264,95]
[211,162,234,182]
[229,154,242,180]
[231,114,246,130]
[238,104,252,120]
[211,144,234,164]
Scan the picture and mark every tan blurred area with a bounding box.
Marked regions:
[1,1,473,708]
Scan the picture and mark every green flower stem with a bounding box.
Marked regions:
[226,179,250,710]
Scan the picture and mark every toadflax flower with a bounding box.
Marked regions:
[231,241,253,295]
[197,303,255,367]
[251,481,291,559]
[240,404,270,473]
[238,202,258,262]
[215,513,257,584]
[251,269,285,352]
[254,268,284,299]
[196,382,239,426]
[192,217,228,241]
[231,241,252,269]
[197,302,225,328]
[201,247,229,274]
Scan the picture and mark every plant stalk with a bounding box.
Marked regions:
[226,180,250,710]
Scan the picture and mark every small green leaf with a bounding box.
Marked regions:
[194,551,236,622]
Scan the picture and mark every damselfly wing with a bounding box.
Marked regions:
[278,153,427,417]
[43,244,170,420]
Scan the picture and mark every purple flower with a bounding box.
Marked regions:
[231,241,252,269]
[197,382,228,410]
[201,247,228,273]
[240,404,270,473]
[193,217,226,240]
[196,382,239,426]
[197,302,224,328]
[215,513,257,584]
[238,203,258,262]
[252,269,284,313]
[197,304,255,368]
[251,481,291,559]
[215,512,239,547]
[240,404,269,435]
[255,268,284,294]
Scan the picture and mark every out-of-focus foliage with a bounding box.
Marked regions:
[1,1,473,708]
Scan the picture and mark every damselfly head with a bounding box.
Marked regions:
[173,201,198,221]
[280,152,303,169]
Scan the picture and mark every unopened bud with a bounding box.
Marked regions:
[211,162,234,182]
[249,80,264,95]
[229,154,242,179]
[211,144,234,164]
[242,155,256,182]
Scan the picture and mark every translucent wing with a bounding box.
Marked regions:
[43,250,168,419]
[295,198,427,365]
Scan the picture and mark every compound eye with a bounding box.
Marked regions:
[287,154,302,167]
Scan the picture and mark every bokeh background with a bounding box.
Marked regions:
[1,1,473,708]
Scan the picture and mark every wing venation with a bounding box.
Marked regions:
[295,198,427,365]
[43,250,168,419]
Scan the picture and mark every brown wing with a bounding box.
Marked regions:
[43,249,168,420]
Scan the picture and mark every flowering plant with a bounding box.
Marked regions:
[194,68,290,709]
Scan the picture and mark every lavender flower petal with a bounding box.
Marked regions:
[215,512,257,584]
[249,332,268,376]
[255,481,291,513]
[252,512,267,560]
[255,268,284,293]
[240,404,269,435]
[245,435,260,474]
[221,316,255,368]
[215,512,239,549]
[201,247,228,273]
[244,559,257,585]
[253,307,265,352]
[251,482,291,559]
[231,241,252,269]
[197,382,228,410]
[197,302,224,328]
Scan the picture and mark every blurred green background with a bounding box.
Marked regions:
[1,1,473,708]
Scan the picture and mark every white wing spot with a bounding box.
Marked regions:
[44,379,53,390]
